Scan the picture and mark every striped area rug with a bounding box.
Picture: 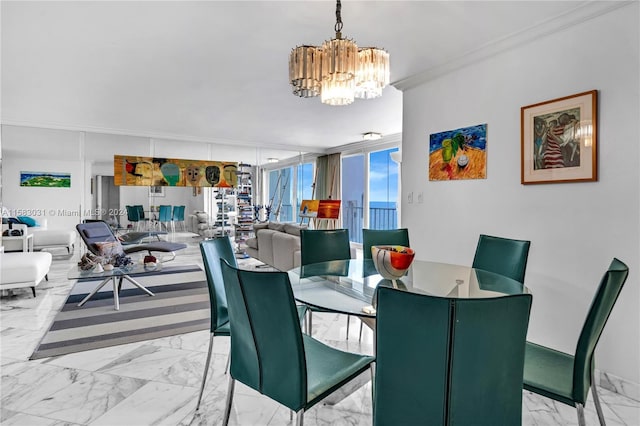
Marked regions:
[30,265,209,360]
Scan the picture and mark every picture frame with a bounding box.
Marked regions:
[521,90,597,184]
[149,185,165,197]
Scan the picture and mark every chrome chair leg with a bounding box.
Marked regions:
[307,310,313,336]
[295,409,304,426]
[196,333,214,411]
[370,363,376,412]
[346,315,351,340]
[591,380,607,426]
[222,377,236,426]
[576,402,587,426]
[224,351,230,374]
[359,320,363,342]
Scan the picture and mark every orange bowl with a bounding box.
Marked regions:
[371,245,415,280]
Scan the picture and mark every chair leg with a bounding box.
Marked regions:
[224,351,230,374]
[359,319,364,342]
[307,310,313,336]
[222,377,236,426]
[576,402,587,426]
[196,333,214,411]
[346,315,351,340]
[31,287,36,298]
[370,363,376,414]
[591,380,607,426]
[295,409,304,426]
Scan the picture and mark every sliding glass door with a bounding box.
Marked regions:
[342,147,399,244]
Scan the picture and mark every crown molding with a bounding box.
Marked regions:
[326,132,403,155]
[0,118,329,154]
[392,1,633,92]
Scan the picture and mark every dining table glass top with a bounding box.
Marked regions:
[287,259,530,318]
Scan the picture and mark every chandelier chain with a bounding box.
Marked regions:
[334,0,343,35]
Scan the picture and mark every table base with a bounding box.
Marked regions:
[77,274,155,310]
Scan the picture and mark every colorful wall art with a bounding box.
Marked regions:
[114,155,238,188]
[317,200,341,219]
[429,124,487,181]
[299,200,320,218]
[20,171,71,187]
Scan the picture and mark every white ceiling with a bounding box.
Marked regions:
[2,1,591,157]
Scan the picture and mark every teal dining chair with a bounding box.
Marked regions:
[158,205,172,232]
[359,228,411,338]
[134,205,150,231]
[300,229,357,339]
[523,258,629,426]
[196,237,237,411]
[172,205,185,232]
[374,286,532,426]
[125,205,141,230]
[220,260,374,426]
[472,234,531,283]
[362,228,410,259]
[196,237,308,412]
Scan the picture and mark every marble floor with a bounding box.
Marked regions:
[1,233,638,425]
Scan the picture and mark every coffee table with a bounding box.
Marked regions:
[67,263,161,310]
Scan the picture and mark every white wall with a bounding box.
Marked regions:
[1,126,85,229]
[401,4,639,384]
[1,129,280,228]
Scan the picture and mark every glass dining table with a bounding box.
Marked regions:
[287,259,530,319]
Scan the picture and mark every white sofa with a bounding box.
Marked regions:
[245,222,306,271]
[0,252,52,297]
[2,220,75,253]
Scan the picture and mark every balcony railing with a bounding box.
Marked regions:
[268,203,397,244]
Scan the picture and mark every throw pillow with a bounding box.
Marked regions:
[94,241,125,261]
[253,222,269,231]
[16,216,38,227]
[284,223,307,236]
[268,222,285,232]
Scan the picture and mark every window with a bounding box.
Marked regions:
[296,162,314,223]
[369,148,399,230]
[342,147,399,244]
[264,162,314,224]
[342,154,365,243]
[268,167,293,222]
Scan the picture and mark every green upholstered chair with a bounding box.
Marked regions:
[300,229,356,338]
[374,286,532,426]
[158,205,172,232]
[196,237,308,411]
[523,258,629,426]
[196,237,237,411]
[172,205,185,232]
[125,205,141,230]
[472,234,531,283]
[362,228,410,259]
[220,260,374,426]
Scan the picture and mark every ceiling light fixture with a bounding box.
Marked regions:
[362,132,382,141]
[289,0,389,106]
[267,158,279,163]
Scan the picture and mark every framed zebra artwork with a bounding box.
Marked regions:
[521,90,597,184]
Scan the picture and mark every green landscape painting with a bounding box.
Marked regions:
[20,171,71,188]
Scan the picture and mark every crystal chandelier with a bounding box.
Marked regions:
[288,0,390,106]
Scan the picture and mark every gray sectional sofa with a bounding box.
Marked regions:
[245,222,306,271]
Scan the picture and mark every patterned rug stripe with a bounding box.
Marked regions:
[30,265,210,360]
[31,321,210,360]
[38,309,210,346]
[50,300,210,330]
[62,282,208,310]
